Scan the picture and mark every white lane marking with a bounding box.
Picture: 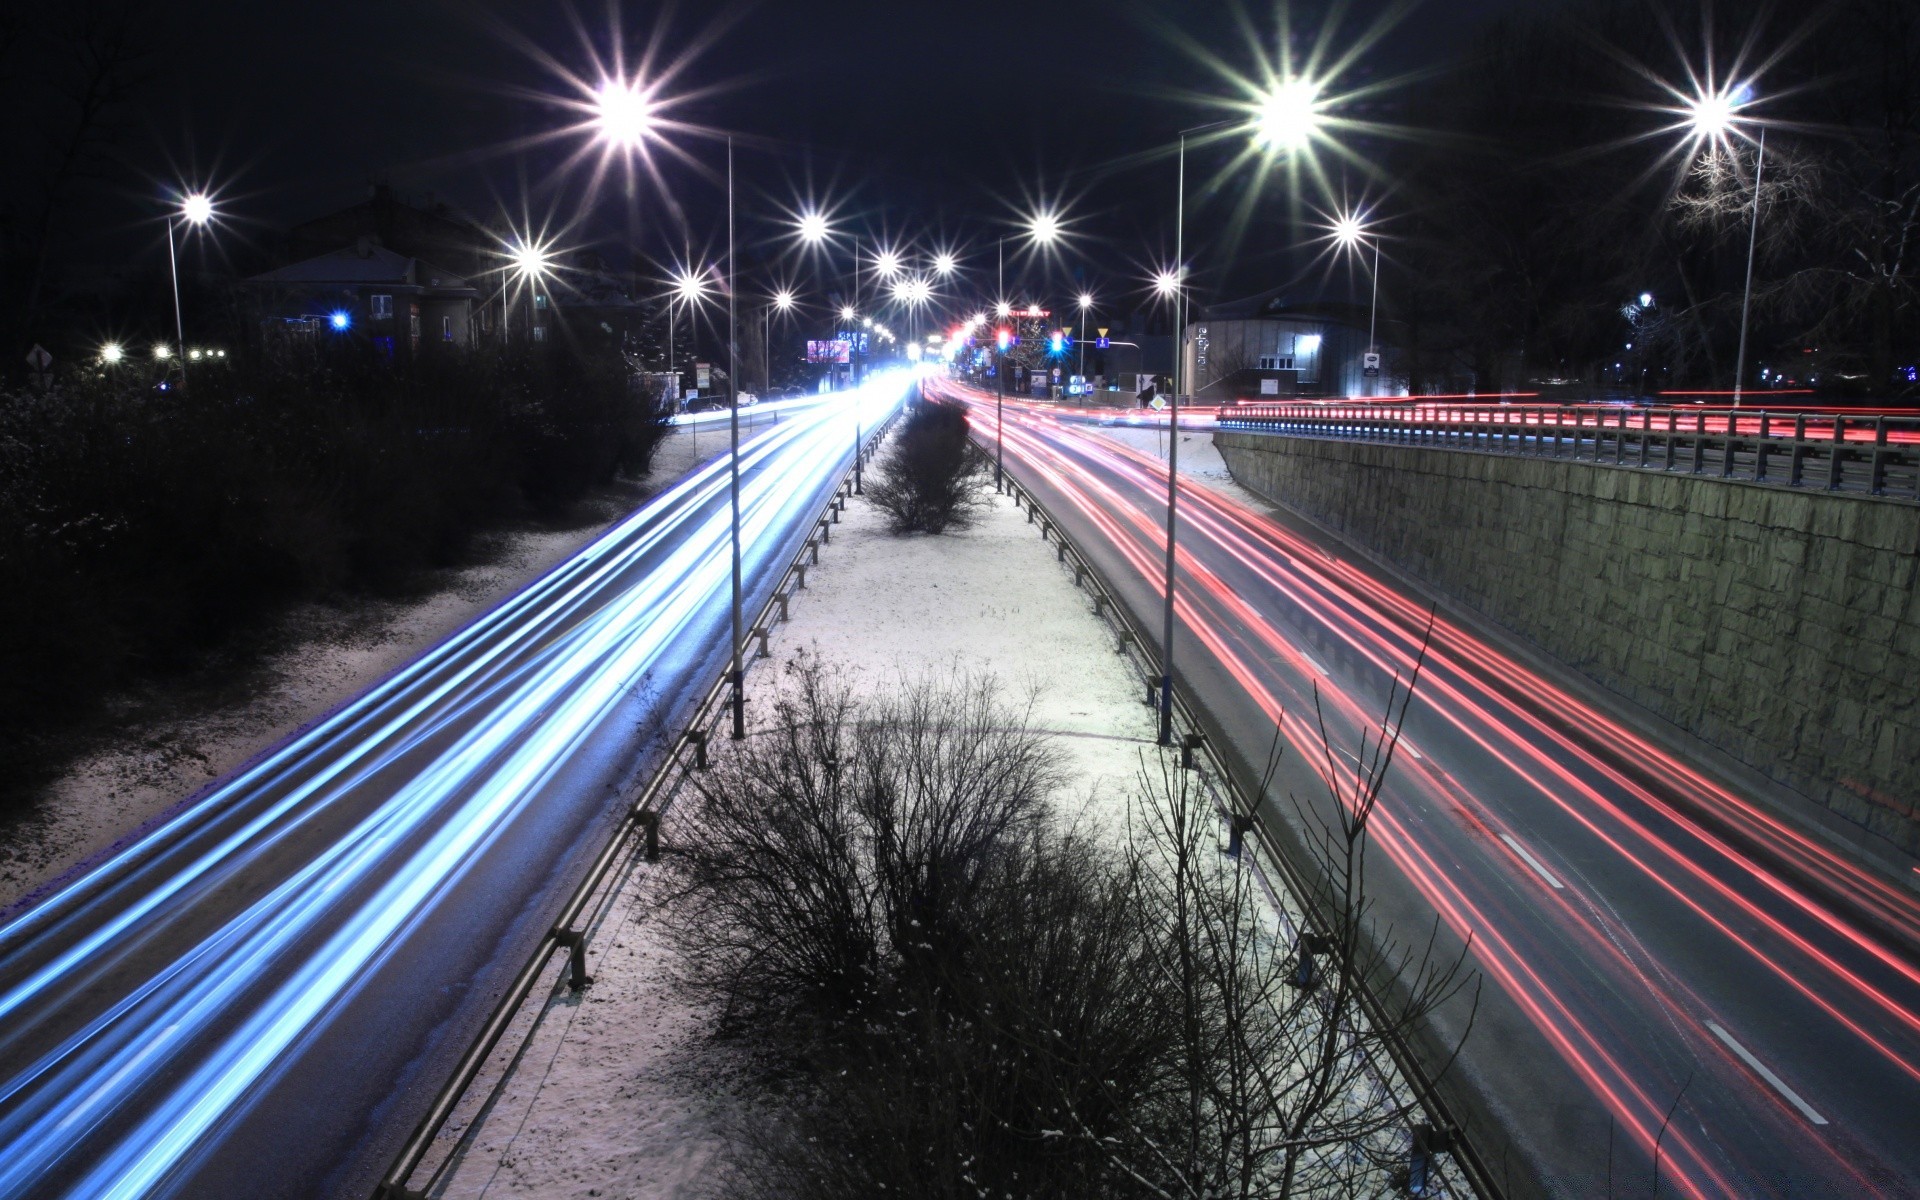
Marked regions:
[1402,741,1423,761]
[1498,833,1565,890]
[1302,654,1331,676]
[1705,1021,1829,1126]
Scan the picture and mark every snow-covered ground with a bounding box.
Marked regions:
[1087,421,1263,505]
[0,429,716,913]
[429,479,1162,1200]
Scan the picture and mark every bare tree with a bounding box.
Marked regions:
[1052,623,1478,1198]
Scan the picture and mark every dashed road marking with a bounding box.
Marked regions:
[1705,1020,1829,1126]
[1498,833,1565,890]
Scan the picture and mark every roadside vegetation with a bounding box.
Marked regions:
[0,340,671,810]
[864,398,991,534]
[668,655,1474,1199]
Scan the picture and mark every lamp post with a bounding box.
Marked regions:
[1156,82,1324,745]
[798,212,868,491]
[1684,82,1762,405]
[1333,212,1382,396]
[168,192,213,393]
[1076,292,1094,390]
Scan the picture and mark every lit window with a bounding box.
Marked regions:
[532,324,547,342]
[534,294,549,311]
[370,294,393,319]
[1258,355,1295,371]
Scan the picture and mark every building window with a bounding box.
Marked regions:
[1259,355,1295,371]
[534,293,549,311]
[370,294,393,319]
[443,316,454,342]
[532,324,547,342]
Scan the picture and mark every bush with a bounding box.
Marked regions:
[864,400,990,534]
[0,338,671,805]
[669,658,1173,1198]
[668,655,1475,1199]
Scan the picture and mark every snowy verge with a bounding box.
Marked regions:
[0,430,714,913]
[431,477,1161,1200]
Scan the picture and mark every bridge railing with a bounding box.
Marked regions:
[1216,401,1920,502]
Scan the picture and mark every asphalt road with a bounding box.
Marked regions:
[0,382,904,1200]
[947,382,1920,1200]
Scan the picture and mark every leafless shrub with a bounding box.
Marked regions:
[863,400,992,534]
[669,637,1475,1198]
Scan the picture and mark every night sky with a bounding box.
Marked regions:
[56,0,1525,312]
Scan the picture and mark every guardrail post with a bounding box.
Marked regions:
[751,626,770,659]
[1056,541,1068,563]
[1117,629,1136,655]
[1664,410,1678,472]
[637,809,660,862]
[1721,416,1738,477]
[1691,410,1708,474]
[1145,679,1159,707]
[1754,412,1771,481]
[776,592,791,622]
[553,927,591,991]
[1226,813,1254,858]
[1827,415,1846,491]
[794,564,808,589]
[1181,731,1206,770]
[1073,562,1087,588]
[1870,417,1890,495]
[1638,408,1652,467]
[1294,932,1332,990]
[686,729,709,770]
[1409,1124,1456,1197]
[818,517,831,543]
[1790,414,1808,486]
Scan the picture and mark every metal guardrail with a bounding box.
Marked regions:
[1218,402,1920,503]
[374,408,899,1200]
[989,464,1503,1200]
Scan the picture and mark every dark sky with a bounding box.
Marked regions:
[117,0,1523,314]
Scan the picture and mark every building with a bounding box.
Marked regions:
[1182,290,1382,401]
[243,239,482,355]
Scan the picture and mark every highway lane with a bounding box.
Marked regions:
[0,378,908,1199]
[941,381,1920,1199]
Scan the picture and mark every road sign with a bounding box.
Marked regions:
[25,344,51,371]
[1097,327,1109,338]
[1362,351,1381,378]
[1096,337,1110,349]
[1051,367,1061,379]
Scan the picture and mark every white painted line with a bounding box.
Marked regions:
[1403,741,1423,761]
[1302,654,1331,677]
[1498,833,1564,890]
[1705,1021,1829,1126]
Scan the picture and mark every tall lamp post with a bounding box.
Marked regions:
[1682,82,1763,405]
[1156,82,1325,745]
[1076,291,1094,389]
[1333,211,1382,397]
[168,192,214,393]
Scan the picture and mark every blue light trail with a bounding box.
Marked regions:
[0,375,909,1197]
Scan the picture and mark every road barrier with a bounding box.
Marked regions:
[375,408,899,1200]
[991,463,1504,1200]
[1218,401,1920,502]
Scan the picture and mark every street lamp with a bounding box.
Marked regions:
[168,190,214,394]
[99,342,124,365]
[1077,291,1094,388]
[1153,83,1327,744]
[1684,81,1763,405]
[1333,210,1383,396]
[592,76,657,148]
[507,238,555,342]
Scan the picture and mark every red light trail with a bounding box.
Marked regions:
[935,380,1920,1198]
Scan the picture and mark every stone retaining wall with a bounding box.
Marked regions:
[1214,430,1920,859]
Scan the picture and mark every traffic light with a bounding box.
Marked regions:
[1049,330,1066,354]
[996,328,1012,352]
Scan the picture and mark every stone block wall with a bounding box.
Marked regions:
[1214,431,1920,858]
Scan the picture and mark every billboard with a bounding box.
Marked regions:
[808,339,852,364]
